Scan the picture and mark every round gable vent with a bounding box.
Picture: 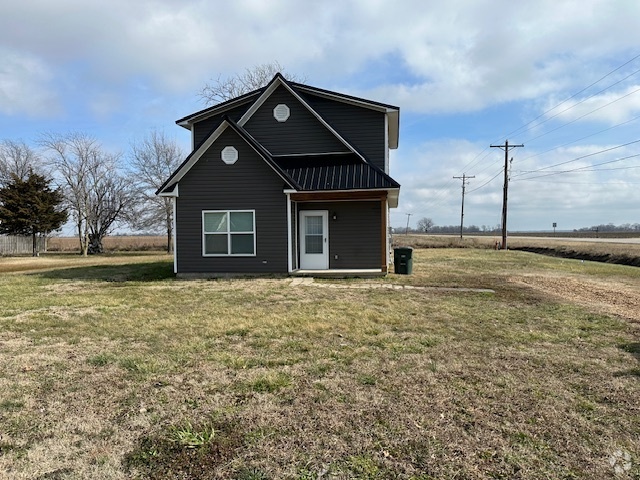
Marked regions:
[273,104,290,122]
[221,146,238,164]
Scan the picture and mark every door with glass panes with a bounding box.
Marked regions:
[299,210,328,269]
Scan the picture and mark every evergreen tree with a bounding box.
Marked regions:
[0,173,68,256]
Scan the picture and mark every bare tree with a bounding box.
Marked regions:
[0,139,43,187]
[129,130,184,253]
[40,132,135,255]
[198,61,306,106]
[417,217,434,233]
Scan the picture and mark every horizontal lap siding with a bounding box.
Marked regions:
[300,94,387,171]
[244,86,348,155]
[176,128,288,274]
[298,201,381,269]
[192,103,252,147]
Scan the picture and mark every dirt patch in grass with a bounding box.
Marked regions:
[511,273,640,323]
[511,246,640,267]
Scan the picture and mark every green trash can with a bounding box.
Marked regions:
[394,247,413,274]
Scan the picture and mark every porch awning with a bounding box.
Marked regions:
[274,154,400,191]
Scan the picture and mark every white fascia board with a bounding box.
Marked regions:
[172,197,177,274]
[158,184,179,197]
[238,78,365,162]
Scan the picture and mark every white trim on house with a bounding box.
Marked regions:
[158,184,178,198]
[172,196,177,274]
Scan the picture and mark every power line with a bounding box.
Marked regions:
[523,85,640,145]
[513,153,640,181]
[513,139,640,177]
[520,114,640,162]
[467,168,504,194]
[499,52,640,142]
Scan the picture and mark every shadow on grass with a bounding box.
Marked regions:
[35,261,175,282]
[616,342,640,377]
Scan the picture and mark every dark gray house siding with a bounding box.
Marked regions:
[244,86,349,155]
[299,93,387,171]
[175,128,289,274]
[192,103,252,147]
[297,201,382,269]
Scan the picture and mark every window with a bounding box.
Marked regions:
[203,210,255,256]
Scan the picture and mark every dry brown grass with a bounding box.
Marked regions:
[46,235,167,252]
[0,250,638,479]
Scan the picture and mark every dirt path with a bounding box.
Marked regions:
[510,274,640,323]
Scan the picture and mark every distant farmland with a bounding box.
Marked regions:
[47,236,166,252]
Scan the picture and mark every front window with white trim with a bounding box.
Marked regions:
[203,210,255,256]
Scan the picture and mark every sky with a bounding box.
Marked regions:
[1,0,640,232]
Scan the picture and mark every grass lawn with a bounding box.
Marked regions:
[0,250,638,479]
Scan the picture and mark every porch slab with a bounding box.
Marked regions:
[291,269,386,278]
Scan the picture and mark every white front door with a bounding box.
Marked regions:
[299,210,329,270]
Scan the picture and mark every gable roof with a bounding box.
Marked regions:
[159,74,401,200]
[156,116,298,195]
[175,90,262,128]
[176,74,400,149]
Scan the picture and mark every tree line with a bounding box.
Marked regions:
[0,63,305,256]
[0,132,183,256]
[398,217,640,235]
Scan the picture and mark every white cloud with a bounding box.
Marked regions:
[0,48,59,117]
[2,0,640,112]
[543,85,640,125]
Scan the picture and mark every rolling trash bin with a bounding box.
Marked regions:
[393,247,413,275]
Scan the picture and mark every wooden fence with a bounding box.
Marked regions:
[0,235,46,255]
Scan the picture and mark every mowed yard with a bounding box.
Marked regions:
[0,250,638,479]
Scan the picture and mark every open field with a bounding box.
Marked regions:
[395,234,640,267]
[0,251,639,479]
[46,236,167,253]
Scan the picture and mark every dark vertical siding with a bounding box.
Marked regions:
[176,128,288,274]
[192,103,252,147]
[299,93,387,171]
[244,86,348,155]
[298,201,381,269]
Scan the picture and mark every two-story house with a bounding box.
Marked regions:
[156,73,400,276]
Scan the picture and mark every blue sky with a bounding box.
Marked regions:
[1,0,639,232]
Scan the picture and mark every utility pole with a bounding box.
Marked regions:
[490,140,523,250]
[453,173,474,239]
[405,213,412,235]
